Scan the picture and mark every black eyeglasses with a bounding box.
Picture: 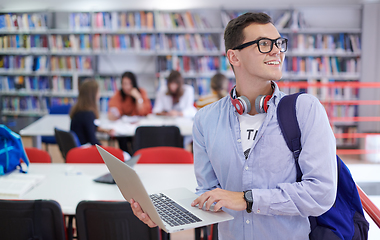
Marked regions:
[233,37,288,53]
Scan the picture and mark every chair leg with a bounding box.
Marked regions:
[161,229,170,240]
[66,215,74,240]
[195,226,208,240]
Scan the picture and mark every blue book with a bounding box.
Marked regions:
[150,34,156,51]
[80,34,85,49]
[0,15,5,29]
[8,77,15,90]
[134,12,141,29]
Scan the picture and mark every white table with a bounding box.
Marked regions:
[6,163,197,215]
[2,163,380,238]
[19,114,194,149]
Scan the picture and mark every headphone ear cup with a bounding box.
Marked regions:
[255,95,266,113]
[238,95,251,114]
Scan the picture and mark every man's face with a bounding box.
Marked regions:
[234,23,285,81]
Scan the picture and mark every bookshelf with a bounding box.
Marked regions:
[0,6,370,148]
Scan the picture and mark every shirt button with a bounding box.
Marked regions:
[237,139,242,142]
[246,220,250,224]
[245,166,249,170]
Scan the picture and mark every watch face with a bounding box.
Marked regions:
[245,190,253,202]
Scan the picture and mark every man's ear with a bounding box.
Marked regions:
[226,49,239,68]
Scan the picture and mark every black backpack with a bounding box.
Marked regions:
[277,92,369,240]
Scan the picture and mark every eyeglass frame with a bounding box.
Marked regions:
[232,37,288,53]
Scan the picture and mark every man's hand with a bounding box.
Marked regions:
[130,199,157,228]
[191,188,246,212]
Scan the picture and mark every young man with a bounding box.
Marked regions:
[131,12,337,239]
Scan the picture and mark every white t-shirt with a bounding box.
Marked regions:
[152,84,197,118]
[238,113,266,159]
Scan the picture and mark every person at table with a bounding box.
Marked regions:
[195,72,229,109]
[107,71,152,121]
[70,79,114,145]
[152,70,197,118]
[108,71,152,154]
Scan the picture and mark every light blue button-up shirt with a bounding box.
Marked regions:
[193,82,337,240]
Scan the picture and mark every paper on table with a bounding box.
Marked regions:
[0,172,45,198]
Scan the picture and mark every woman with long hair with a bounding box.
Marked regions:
[70,79,113,145]
[108,71,152,121]
[152,70,197,118]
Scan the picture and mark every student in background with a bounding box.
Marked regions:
[108,71,152,120]
[108,71,152,154]
[152,70,197,118]
[195,73,229,109]
[70,79,114,145]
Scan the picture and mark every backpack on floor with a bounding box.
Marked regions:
[277,92,369,240]
[0,124,29,175]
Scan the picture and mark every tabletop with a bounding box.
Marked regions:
[19,114,194,148]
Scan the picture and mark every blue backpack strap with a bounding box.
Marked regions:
[277,92,304,182]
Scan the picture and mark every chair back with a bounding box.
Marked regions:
[133,126,183,153]
[24,147,51,163]
[66,145,124,163]
[42,104,72,145]
[76,200,159,240]
[133,146,193,164]
[54,128,81,160]
[0,199,66,240]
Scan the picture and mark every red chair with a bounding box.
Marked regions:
[66,146,124,163]
[24,147,52,163]
[133,146,193,164]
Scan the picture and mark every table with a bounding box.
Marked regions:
[8,163,197,215]
[19,114,194,149]
[2,163,380,239]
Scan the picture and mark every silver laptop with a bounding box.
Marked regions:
[96,145,233,233]
[93,154,140,184]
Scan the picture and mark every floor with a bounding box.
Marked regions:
[20,137,379,240]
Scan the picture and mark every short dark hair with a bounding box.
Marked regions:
[224,12,273,54]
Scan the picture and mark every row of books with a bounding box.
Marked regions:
[68,11,213,31]
[221,10,307,30]
[2,96,47,113]
[279,79,360,101]
[95,77,120,92]
[290,33,361,53]
[50,56,92,72]
[0,76,49,92]
[327,105,358,121]
[333,125,358,146]
[92,11,155,30]
[0,13,48,31]
[157,55,221,74]
[0,55,48,72]
[157,33,218,52]
[283,56,360,76]
[155,11,212,30]
[2,94,109,115]
[93,34,156,52]
[0,35,48,50]
[49,35,91,52]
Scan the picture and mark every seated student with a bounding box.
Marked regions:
[195,72,229,109]
[108,71,152,121]
[152,70,197,118]
[70,79,114,146]
[108,71,152,154]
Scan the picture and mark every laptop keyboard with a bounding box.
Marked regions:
[150,193,202,227]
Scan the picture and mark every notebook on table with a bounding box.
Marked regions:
[95,145,234,233]
[93,153,140,184]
